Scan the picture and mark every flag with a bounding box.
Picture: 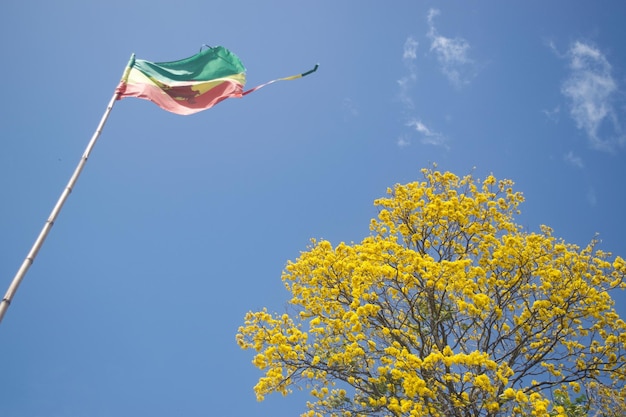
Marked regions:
[116,46,318,115]
[116,46,246,115]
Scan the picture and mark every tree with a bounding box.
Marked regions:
[237,168,626,417]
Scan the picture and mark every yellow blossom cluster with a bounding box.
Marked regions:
[237,168,626,416]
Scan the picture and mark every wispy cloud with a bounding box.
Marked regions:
[560,41,624,151]
[403,36,419,61]
[395,34,448,149]
[586,186,597,207]
[562,150,598,207]
[396,135,411,148]
[563,150,584,168]
[406,119,447,148]
[426,8,476,87]
[542,105,561,123]
[563,151,597,207]
[341,97,359,117]
[397,36,419,108]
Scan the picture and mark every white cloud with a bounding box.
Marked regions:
[563,150,584,168]
[397,36,419,108]
[395,35,450,150]
[396,135,411,148]
[427,8,476,87]
[562,152,597,207]
[397,75,416,109]
[561,41,624,151]
[586,186,597,207]
[341,97,359,117]
[403,36,419,61]
[542,105,561,123]
[406,119,447,147]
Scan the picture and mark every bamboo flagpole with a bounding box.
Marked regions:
[0,55,134,325]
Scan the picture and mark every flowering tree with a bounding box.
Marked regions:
[237,168,626,417]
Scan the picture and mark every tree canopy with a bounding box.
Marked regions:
[237,168,626,417]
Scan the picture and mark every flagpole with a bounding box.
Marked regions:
[0,55,134,325]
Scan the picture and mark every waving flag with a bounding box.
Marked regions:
[116,46,318,115]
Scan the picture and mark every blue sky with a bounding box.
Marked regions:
[1,1,625,416]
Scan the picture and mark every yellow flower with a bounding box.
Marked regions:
[502,388,516,399]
